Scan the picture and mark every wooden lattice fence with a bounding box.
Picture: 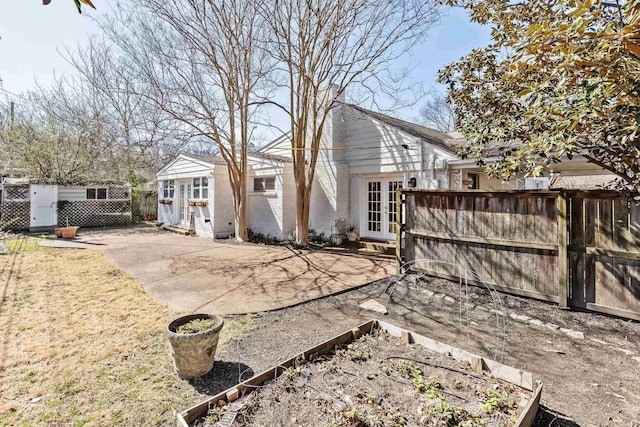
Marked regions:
[400,190,640,321]
[0,184,31,231]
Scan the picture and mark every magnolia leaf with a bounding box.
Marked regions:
[626,43,640,59]
[73,0,95,13]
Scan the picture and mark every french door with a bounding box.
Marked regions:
[177,182,191,227]
[363,177,403,240]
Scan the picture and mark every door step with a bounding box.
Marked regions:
[163,225,192,236]
[340,238,396,255]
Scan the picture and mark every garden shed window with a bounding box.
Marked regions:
[87,188,108,200]
[162,180,175,199]
[192,177,208,199]
[253,177,275,192]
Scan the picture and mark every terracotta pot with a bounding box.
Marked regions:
[59,226,79,239]
[166,314,224,379]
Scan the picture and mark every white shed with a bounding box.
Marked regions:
[156,154,232,238]
[156,152,295,240]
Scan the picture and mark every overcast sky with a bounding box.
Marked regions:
[0,1,491,136]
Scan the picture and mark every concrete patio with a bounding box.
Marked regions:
[39,226,394,314]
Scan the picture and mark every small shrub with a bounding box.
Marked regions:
[175,318,217,334]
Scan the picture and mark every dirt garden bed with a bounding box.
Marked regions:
[182,321,541,427]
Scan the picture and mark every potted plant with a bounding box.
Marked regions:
[55,217,79,239]
[166,313,224,379]
[347,226,359,242]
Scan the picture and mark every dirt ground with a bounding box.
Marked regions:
[193,273,640,427]
[1,236,639,426]
[200,328,530,427]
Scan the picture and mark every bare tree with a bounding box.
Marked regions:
[101,0,273,241]
[64,40,186,183]
[8,86,108,181]
[264,0,440,244]
[419,92,455,132]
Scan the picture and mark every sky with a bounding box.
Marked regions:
[0,1,492,135]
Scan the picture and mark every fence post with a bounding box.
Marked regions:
[396,188,403,274]
[557,192,569,308]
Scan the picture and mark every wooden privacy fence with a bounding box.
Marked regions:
[400,190,640,321]
[132,190,158,220]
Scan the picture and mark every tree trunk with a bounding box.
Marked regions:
[232,180,248,242]
[295,181,309,245]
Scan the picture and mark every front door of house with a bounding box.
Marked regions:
[177,182,191,227]
[363,178,403,241]
[30,185,58,228]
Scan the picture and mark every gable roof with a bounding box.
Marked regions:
[249,151,292,163]
[343,104,456,154]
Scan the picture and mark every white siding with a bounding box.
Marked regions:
[58,187,86,201]
[341,107,456,178]
[348,175,361,231]
[308,101,349,239]
[157,181,175,225]
[157,156,216,180]
[248,163,285,239]
[191,177,216,238]
[258,134,292,159]
[212,166,235,238]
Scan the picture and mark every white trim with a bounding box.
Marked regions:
[359,173,403,241]
[156,154,220,178]
[257,132,291,153]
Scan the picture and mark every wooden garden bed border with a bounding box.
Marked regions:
[176,319,543,427]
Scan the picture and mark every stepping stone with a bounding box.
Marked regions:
[358,299,388,315]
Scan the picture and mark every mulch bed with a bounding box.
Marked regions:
[196,328,532,427]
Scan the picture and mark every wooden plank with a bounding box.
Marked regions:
[569,251,584,304]
[583,302,640,321]
[178,320,377,425]
[584,254,596,304]
[378,320,536,391]
[523,197,535,243]
[473,195,485,238]
[597,199,613,249]
[569,196,584,246]
[462,195,473,237]
[546,196,559,244]
[515,382,544,427]
[412,268,559,303]
[512,196,524,242]
[594,256,617,308]
[631,203,640,241]
[584,198,597,246]
[557,192,568,308]
[613,199,631,251]
[532,197,544,244]
[406,229,559,251]
[567,246,640,262]
[628,259,640,312]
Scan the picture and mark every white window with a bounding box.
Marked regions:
[192,177,208,199]
[162,180,175,199]
[87,188,108,200]
[253,176,275,192]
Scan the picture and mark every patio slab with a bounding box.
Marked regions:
[39,226,394,314]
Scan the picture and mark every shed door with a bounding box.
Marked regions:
[30,185,58,228]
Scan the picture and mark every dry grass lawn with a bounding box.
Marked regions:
[0,237,241,426]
